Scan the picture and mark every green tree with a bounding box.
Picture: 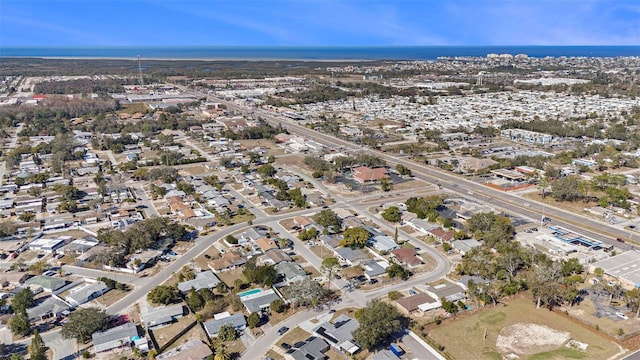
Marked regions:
[8,307,30,337]
[147,285,181,305]
[386,261,410,280]
[256,164,276,178]
[217,325,238,342]
[247,312,261,329]
[340,227,370,248]
[186,288,205,312]
[312,209,342,232]
[381,206,401,222]
[12,288,35,312]
[28,328,47,360]
[61,308,110,343]
[353,300,405,351]
[214,344,231,360]
[387,290,403,301]
[18,212,36,222]
[270,299,286,313]
[321,257,340,289]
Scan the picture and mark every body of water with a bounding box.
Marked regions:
[1,46,638,60]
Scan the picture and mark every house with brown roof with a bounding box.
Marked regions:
[209,250,246,272]
[429,228,455,243]
[353,166,389,183]
[293,215,313,229]
[260,249,292,265]
[396,293,441,314]
[256,237,278,252]
[390,248,422,268]
[218,117,248,131]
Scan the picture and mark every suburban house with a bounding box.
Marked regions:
[396,292,441,314]
[92,322,139,353]
[177,270,221,295]
[334,247,368,266]
[240,288,281,313]
[369,235,399,252]
[27,296,71,322]
[390,248,423,268]
[24,276,67,293]
[260,248,292,265]
[141,304,185,330]
[362,259,387,279]
[203,312,247,338]
[429,228,455,243]
[353,166,389,183]
[64,280,109,307]
[425,280,466,302]
[275,261,308,284]
[313,315,360,354]
[284,336,330,360]
[451,239,482,255]
[210,250,246,272]
[156,340,213,360]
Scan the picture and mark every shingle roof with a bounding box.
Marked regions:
[177,270,221,294]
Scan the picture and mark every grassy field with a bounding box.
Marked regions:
[428,298,620,360]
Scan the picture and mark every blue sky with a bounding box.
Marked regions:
[1,0,638,46]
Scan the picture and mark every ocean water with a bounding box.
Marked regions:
[0,46,638,60]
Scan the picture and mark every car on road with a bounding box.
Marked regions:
[616,238,625,243]
[467,191,474,195]
[277,326,289,336]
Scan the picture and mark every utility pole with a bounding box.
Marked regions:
[137,55,144,87]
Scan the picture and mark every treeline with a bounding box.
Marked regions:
[0,97,120,136]
[502,118,605,139]
[33,78,132,94]
[96,217,187,256]
[221,120,284,140]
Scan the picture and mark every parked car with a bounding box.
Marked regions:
[280,342,291,350]
[277,326,289,336]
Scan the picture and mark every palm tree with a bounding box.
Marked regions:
[214,344,230,360]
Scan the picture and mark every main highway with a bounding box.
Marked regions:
[210,95,636,251]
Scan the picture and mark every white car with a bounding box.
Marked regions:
[42,270,57,277]
[616,312,629,320]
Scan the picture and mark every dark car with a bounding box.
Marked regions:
[277,326,289,336]
[616,238,625,243]
[280,342,291,350]
[369,279,378,285]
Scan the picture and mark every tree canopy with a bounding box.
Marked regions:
[312,209,342,232]
[353,300,406,351]
[340,227,370,248]
[61,308,110,343]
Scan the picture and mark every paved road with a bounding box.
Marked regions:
[129,182,160,218]
[623,349,640,360]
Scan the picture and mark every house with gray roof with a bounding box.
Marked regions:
[362,260,387,279]
[369,235,399,252]
[261,248,292,265]
[203,312,246,337]
[177,270,221,295]
[24,276,67,293]
[284,336,330,360]
[141,304,185,330]
[240,288,281,313]
[275,261,307,284]
[425,280,466,302]
[451,239,481,255]
[92,322,138,353]
[27,296,71,322]
[334,247,368,266]
[313,315,360,354]
[65,281,109,307]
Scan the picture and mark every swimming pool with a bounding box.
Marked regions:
[238,288,263,298]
